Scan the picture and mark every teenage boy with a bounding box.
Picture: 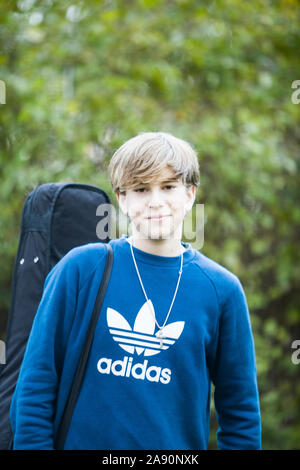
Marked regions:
[10,132,261,450]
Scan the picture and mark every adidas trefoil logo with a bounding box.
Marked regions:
[107,300,185,357]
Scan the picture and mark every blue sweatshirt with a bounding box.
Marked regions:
[10,235,261,450]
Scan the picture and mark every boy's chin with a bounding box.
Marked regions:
[130,220,182,240]
[134,229,175,241]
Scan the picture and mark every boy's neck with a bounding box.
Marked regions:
[126,236,186,257]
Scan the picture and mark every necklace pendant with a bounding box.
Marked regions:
[156,329,165,348]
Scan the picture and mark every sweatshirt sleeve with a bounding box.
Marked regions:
[10,251,78,450]
[211,275,261,450]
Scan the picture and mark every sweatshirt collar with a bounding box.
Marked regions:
[119,234,196,267]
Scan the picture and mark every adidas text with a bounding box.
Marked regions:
[97,356,171,384]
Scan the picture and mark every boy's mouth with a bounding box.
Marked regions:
[146,215,170,220]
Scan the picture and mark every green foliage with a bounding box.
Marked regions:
[0,0,300,449]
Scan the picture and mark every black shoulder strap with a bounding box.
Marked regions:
[54,243,114,450]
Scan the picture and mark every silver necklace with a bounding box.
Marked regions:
[128,238,183,348]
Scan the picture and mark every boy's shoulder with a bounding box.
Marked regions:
[192,249,243,299]
[63,241,109,265]
[50,242,109,285]
[60,237,122,270]
[47,241,120,293]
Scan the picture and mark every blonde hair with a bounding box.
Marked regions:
[108,132,200,193]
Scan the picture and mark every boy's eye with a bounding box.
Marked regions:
[135,188,147,193]
[134,185,175,193]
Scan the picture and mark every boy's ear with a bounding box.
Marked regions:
[116,190,128,216]
[185,185,196,212]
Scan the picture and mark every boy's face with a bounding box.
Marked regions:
[116,166,196,240]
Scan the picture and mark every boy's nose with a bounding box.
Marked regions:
[148,189,163,207]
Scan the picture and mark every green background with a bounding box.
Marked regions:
[0,0,300,449]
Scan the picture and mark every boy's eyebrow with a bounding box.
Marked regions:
[137,178,180,186]
[161,178,180,183]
